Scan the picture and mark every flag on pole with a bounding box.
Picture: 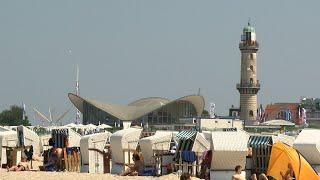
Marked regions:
[287,109,292,121]
[22,102,26,120]
[301,107,307,125]
[298,106,301,119]
[257,104,264,122]
[209,103,215,118]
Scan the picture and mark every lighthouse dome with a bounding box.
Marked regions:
[243,23,255,33]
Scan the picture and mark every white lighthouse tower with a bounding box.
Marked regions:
[237,22,260,125]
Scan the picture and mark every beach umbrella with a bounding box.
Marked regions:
[85,123,96,129]
[64,123,77,128]
[131,125,142,129]
[98,124,112,129]
[76,124,86,129]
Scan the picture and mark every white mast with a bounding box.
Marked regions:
[49,107,53,123]
[75,65,81,124]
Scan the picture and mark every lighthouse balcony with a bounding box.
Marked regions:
[239,41,259,50]
[236,82,261,90]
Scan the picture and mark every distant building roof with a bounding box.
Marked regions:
[68,93,205,121]
[264,103,301,125]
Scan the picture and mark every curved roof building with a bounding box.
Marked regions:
[68,93,205,127]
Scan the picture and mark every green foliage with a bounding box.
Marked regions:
[201,109,210,118]
[0,105,31,126]
[33,126,51,135]
[307,121,320,129]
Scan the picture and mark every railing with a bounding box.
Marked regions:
[239,41,259,50]
[237,82,261,89]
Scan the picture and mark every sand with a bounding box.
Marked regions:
[0,160,200,180]
[0,170,201,180]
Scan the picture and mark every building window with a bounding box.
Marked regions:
[250,65,254,72]
[249,110,254,117]
[250,78,253,84]
[250,53,254,60]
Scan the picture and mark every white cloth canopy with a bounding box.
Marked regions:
[64,123,77,128]
[98,124,112,129]
[85,124,96,129]
[76,124,86,129]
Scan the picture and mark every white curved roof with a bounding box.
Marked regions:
[68,93,205,121]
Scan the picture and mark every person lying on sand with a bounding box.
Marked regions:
[119,153,144,176]
[7,162,30,172]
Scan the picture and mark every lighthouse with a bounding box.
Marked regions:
[237,22,260,124]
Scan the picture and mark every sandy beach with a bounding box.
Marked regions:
[0,169,201,180]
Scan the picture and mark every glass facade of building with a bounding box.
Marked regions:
[138,100,198,125]
[82,100,198,126]
[83,101,120,126]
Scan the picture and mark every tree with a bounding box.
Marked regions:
[0,105,31,126]
[202,109,210,118]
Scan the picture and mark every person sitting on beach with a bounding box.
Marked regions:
[280,163,295,180]
[232,165,245,180]
[47,138,64,170]
[119,153,144,176]
[42,148,58,171]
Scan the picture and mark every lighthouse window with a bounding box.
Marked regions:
[249,110,254,117]
[246,32,251,41]
[250,65,254,71]
[250,53,254,59]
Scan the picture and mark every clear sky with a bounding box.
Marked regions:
[1,1,320,125]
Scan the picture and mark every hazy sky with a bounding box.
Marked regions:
[1,1,320,125]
